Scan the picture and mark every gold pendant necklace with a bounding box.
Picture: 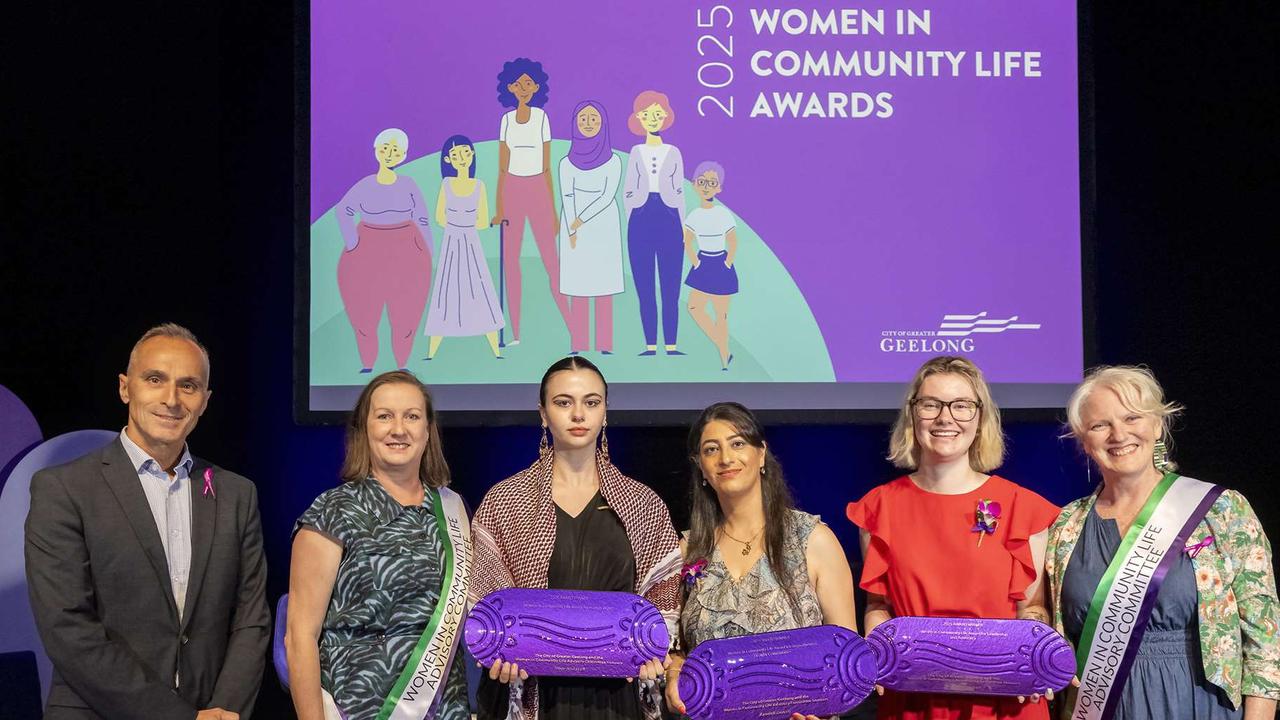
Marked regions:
[720,525,764,556]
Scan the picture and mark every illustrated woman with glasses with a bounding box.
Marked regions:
[846,356,1061,720]
[682,161,738,370]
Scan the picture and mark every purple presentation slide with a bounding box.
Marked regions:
[303,0,1081,415]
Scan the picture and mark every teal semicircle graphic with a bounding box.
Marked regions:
[309,140,834,384]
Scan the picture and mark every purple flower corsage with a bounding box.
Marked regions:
[681,558,708,587]
[1185,535,1214,558]
[972,499,1001,546]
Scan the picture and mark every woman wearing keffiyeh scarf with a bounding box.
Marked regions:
[469,357,682,720]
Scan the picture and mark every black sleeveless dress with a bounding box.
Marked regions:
[477,491,643,720]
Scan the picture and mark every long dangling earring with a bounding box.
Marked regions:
[600,422,610,462]
[1153,439,1172,473]
[539,425,550,458]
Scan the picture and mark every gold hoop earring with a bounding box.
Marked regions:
[539,426,550,458]
[600,423,610,462]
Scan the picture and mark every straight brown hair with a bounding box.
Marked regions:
[340,371,450,487]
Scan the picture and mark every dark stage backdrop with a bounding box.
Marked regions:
[2,1,1276,718]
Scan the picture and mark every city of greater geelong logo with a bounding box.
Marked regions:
[880,312,1042,352]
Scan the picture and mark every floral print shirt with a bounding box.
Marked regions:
[1046,486,1280,708]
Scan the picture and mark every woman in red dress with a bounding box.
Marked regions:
[846,356,1061,720]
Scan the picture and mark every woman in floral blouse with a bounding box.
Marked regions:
[666,401,857,717]
[1047,366,1279,719]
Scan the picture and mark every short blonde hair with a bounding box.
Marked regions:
[1065,365,1183,468]
[887,356,1005,472]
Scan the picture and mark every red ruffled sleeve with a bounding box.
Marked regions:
[846,486,891,596]
[1000,482,1061,602]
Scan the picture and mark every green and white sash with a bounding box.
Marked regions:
[371,486,472,720]
[1068,474,1222,720]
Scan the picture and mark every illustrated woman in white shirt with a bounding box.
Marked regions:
[558,101,624,354]
[682,161,738,370]
[492,58,569,345]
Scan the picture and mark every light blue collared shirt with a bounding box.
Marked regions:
[119,429,194,620]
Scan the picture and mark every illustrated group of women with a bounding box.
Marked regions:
[283,353,1279,720]
[334,58,740,372]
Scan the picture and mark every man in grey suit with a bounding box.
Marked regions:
[25,323,269,720]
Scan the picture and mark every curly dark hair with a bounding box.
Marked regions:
[496,58,550,108]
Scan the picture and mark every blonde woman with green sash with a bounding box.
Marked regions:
[1047,366,1279,719]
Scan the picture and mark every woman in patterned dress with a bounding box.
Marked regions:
[1046,366,1279,719]
[469,356,683,720]
[665,401,858,719]
[286,371,470,720]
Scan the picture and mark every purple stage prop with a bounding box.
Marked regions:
[0,429,116,704]
[464,588,669,677]
[0,385,41,497]
[868,617,1076,696]
[678,626,876,720]
[273,594,290,687]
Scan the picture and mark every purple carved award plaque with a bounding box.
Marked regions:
[868,617,1076,696]
[464,588,670,677]
[679,626,876,720]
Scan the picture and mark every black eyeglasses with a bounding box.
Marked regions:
[911,397,982,422]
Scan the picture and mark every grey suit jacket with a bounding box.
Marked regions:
[24,438,270,720]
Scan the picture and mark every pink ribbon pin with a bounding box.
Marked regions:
[202,468,216,498]
[1185,535,1214,558]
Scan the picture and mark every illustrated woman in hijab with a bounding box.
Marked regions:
[557,101,624,355]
